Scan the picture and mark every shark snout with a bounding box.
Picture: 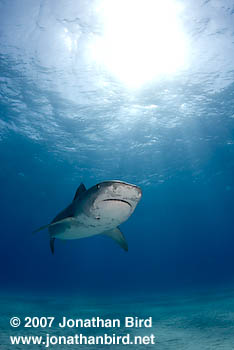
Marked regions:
[94,181,142,206]
[129,184,142,201]
[135,185,142,198]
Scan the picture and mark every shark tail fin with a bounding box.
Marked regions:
[50,238,55,254]
[103,227,128,252]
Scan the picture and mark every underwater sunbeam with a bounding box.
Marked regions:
[92,0,188,88]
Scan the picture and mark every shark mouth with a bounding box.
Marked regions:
[102,198,132,208]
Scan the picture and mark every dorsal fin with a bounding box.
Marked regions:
[73,183,86,201]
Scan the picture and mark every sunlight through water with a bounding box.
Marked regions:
[91,0,189,88]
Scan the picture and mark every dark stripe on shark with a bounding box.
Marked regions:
[102,199,132,208]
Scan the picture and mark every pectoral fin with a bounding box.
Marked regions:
[103,227,128,252]
[32,223,51,234]
[33,217,75,234]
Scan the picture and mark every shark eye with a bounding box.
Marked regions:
[97,184,100,189]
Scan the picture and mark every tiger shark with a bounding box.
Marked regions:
[34,181,142,254]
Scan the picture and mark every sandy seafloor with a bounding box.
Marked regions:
[1,287,234,350]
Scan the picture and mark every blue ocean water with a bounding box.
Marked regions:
[1,0,234,348]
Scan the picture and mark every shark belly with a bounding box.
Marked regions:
[48,212,127,240]
[49,200,132,240]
